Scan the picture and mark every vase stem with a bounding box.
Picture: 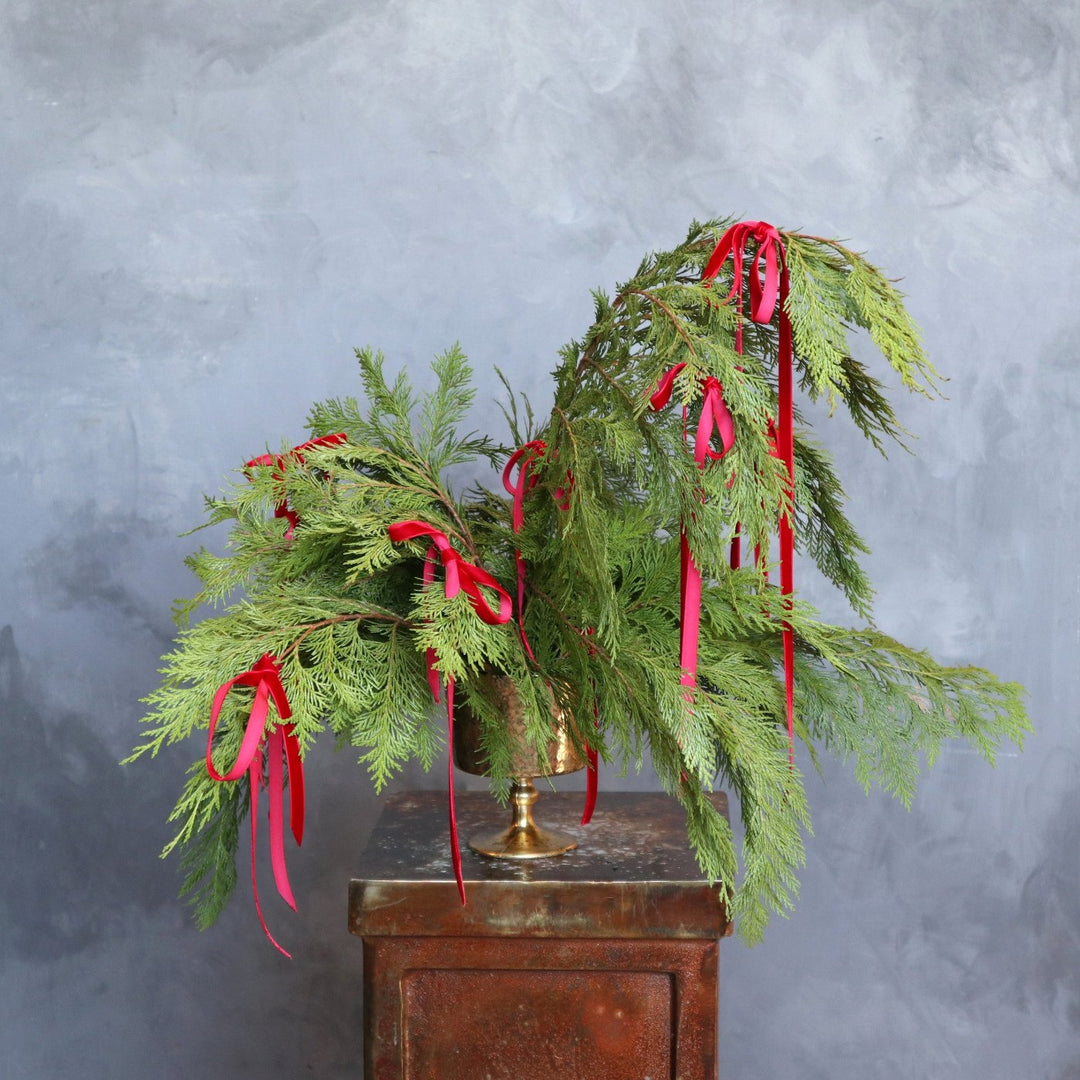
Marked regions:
[467,777,578,860]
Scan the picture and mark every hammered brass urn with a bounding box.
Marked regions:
[453,671,586,859]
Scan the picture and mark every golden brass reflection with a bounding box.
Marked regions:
[453,672,584,859]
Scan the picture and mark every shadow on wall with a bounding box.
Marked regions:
[0,624,174,962]
[25,507,178,648]
[1014,783,1080,1032]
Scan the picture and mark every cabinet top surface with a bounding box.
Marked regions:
[355,791,726,885]
[349,791,731,939]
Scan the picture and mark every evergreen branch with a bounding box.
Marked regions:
[134,219,1030,946]
[624,287,701,359]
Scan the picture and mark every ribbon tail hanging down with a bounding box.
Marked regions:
[776,259,796,765]
[444,677,466,903]
[679,533,702,690]
[702,220,797,766]
[505,442,599,823]
[205,654,301,957]
[266,727,296,913]
[580,629,601,825]
[388,521,513,904]
[581,742,599,825]
[651,366,736,694]
[502,440,547,664]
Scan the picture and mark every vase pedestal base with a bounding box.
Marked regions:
[467,777,578,859]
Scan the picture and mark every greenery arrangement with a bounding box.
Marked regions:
[128,217,1030,949]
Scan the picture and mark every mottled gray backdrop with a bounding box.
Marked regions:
[2,1,1077,1076]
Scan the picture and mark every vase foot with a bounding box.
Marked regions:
[468,778,578,859]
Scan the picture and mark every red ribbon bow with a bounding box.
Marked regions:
[649,363,736,692]
[703,220,796,765]
[205,653,304,957]
[246,433,347,540]
[388,521,513,902]
[387,521,513,628]
[703,219,784,327]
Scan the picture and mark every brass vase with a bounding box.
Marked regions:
[453,672,585,859]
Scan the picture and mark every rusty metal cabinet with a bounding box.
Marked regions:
[349,791,731,1079]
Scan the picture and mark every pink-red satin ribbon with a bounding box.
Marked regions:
[205,653,304,957]
[703,220,796,765]
[387,520,513,902]
[502,443,598,823]
[246,433,347,540]
[580,629,600,825]
[500,438,573,650]
[502,440,548,664]
[650,362,737,691]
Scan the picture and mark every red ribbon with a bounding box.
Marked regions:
[695,377,736,467]
[650,365,736,691]
[502,440,548,663]
[580,629,600,825]
[500,439,573,649]
[388,521,513,902]
[703,221,796,765]
[205,653,304,958]
[502,443,598,819]
[387,521,512,627]
[246,433,347,540]
[649,360,686,411]
[703,220,783,330]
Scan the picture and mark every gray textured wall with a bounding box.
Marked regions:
[1,1,1076,1076]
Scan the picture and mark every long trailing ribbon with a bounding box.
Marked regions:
[502,440,548,663]
[580,629,600,825]
[502,443,598,823]
[703,220,796,765]
[650,362,736,691]
[205,653,304,958]
[246,433,347,540]
[387,520,513,902]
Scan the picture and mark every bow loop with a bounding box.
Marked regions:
[649,362,688,412]
[703,220,785,325]
[747,222,784,324]
[502,440,547,532]
[389,521,513,628]
[695,377,736,466]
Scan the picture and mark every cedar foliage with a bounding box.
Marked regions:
[127,219,1030,942]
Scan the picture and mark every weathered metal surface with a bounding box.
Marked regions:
[350,791,732,940]
[402,968,673,1074]
[351,791,730,1079]
[363,935,720,1080]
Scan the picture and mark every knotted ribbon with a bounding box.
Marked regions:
[650,362,737,691]
[205,653,304,957]
[387,520,513,902]
[703,220,796,765]
[246,433,347,540]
